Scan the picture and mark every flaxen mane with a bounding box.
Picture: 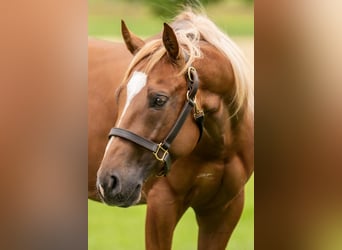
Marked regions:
[123,9,253,117]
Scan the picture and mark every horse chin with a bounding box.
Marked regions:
[98,184,142,208]
[117,191,142,208]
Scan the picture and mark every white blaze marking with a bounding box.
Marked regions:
[103,71,147,157]
[116,71,147,127]
[103,137,113,158]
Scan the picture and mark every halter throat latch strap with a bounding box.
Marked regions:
[108,66,204,176]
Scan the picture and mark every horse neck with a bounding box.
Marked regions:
[192,44,247,160]
[194,94,239,160]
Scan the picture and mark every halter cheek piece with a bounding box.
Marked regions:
[108,66,204,176]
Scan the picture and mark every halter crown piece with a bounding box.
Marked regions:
[108,66,204,176]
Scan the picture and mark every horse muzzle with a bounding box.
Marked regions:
[96,171,142,207]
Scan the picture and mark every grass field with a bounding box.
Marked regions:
[88,174,253,250]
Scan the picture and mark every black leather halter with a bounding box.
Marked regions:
[108,66,204,176]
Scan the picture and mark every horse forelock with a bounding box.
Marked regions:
[122,9,253,117]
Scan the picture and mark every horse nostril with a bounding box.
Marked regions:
[109,175,119,190]
[97,173,121,200]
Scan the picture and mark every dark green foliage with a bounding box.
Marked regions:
[141,0,223,19]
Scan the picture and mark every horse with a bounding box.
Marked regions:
[88,10,254,250]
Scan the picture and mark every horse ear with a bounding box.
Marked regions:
[162,23,180,61]
[121,20,145,55]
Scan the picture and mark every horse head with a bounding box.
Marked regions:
[96,21,202,207]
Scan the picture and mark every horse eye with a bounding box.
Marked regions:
[150,95,168,108]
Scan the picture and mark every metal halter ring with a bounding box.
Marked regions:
[187,66,196,82]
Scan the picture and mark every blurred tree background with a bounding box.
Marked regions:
[88,0,254,38]
[135,0,253,18]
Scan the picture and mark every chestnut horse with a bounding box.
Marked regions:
[89,10,253,250]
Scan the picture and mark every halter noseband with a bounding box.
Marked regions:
[108,66,204,176]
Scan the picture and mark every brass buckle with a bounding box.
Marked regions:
[153,143,168,162]
[194,104,204,120]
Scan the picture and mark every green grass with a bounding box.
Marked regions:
[88,174,253,250]
[88,0,254,37]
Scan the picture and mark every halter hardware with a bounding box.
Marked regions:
[186,91,196,106]
[153,143,169,162]
[194,103,205,120]
[108,65,204,176]
[187,66,196,82]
